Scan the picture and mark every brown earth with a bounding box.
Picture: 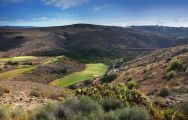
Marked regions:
[0,80,62,110]
[111,45,188,106]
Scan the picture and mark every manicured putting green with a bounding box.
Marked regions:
[0,66,36,80]
[51,63,108,88]
[0,56,35,62]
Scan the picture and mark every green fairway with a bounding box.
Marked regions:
[51,63,108,88]
[0,66,36,80]
[0,56,35,62]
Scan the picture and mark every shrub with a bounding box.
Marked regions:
[0,88,4,96]
[104,111,118,120]
[68,84,78,90]
[10,108,28,120]
[30,88,43,97]
[0,86,10,96]
[166,58,172,63]
[118,107,150,120]
[76,84,149,107]
[63,96,102,114]
[143,74,150,80]
[101,74,117,83]
[177,101,188,116]
[159,88,171,97]
[101,98,124,112]
[6,61,19,65]
[30,96,103,120]
[3,88,10,94]
[168,58,182,71]
[29,102,56,120]
[143,69,147,74]
[49,94,61,100]
[165,71,176,80]
[84,79,93,85]
[0,106,9,120]
[127,76,133,82]
[22,62,33,65]
[127,81,138,89]
[185,67,188,75]
[183,79,188,85]
[162,109,182,120]
[60,68,67,74]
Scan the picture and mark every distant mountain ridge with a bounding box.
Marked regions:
[130,25,188,38]
[0,24,188,59]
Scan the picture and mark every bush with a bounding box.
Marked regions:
[127,76,133,82]
[22,62,33,65]
[0,106,9,120]
[10,108,28,120]
[0,106,28,120]
[159,88,171,97]
[0,88,4,96]
[168,58,182,71]
[101,74,117,83]
[118,107,150,120]
[143,74,150,80]
[166,58,172,63]
[29,102,56,120]
[30,96,103,120]
[64,96,102,114]
[30,88,43,97]
[104,111,118,120]
[143,69,147,74]
[177,101,188,116]
[185,67,188,75]
[161,109,186,120]
[165,71,176,80]
[0,86,10,96]
[84,79,93,85]
[127,81,138,89]
[68,84,78,90]
[101,98,124,112]
[76,84,149,107]
[6,61,19,65]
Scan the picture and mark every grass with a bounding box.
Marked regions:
[51,63,108,88]
[0,56,35,62]
[0,66,36,80]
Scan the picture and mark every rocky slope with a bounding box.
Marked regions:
[112,45,188,106]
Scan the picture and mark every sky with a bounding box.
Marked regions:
[1,0,188,27]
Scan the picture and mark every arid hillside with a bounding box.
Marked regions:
[1,24,188,59]
[112,45,188,106]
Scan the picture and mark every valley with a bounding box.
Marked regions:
[0,25,188,120]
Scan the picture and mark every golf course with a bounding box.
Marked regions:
[0,56,35,62]
[0,56,109,88]
[51,63,108,88]
[0,66,36,81]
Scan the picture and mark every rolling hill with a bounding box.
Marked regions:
[1,24,188,61]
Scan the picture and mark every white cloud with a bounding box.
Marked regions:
[93,4,111,12]
[42,0,89,9]
[32,17,48,21]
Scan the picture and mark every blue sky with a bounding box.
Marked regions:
[1,0,188,27]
